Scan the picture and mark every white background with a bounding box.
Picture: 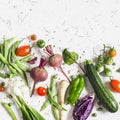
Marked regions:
[0,0,120,120]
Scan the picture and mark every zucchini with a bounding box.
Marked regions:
[84,60,118,113]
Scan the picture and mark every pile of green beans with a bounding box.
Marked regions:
[0,38,33,86]
[41,75,65,120]
[67,75,85,105]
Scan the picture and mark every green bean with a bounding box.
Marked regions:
[0,72,9,78]
[0,43,5,70]
[0,53,17,75]
[20,55,34,63]
[9,74,16,79]
[11,41,29,72]
[2,102,17,120]
[40,75,57,111]
[7,42,28,85]
[52,96,59,120]
[48,88,66,111]
[40,100,50,111]
[51,75,57,94]
[8,48,12,63]
[4,37,14,59]
[10,63,28,86]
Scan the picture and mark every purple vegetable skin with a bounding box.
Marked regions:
[27,57,37,64]
[73,93,95,120]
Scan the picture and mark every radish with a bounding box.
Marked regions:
[30,58,48,97]
[44,45,71,83]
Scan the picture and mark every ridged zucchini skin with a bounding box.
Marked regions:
[84,60,118,113]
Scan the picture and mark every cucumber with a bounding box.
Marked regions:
[84,60,118,113]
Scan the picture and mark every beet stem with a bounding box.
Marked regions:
[59,65,71,84]
[75,61,85,73]
[45,45,54,56]
[30,81,36,97]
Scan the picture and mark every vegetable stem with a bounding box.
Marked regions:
[2,102,17,120]
[59,66,71,83]
[30,81,36,97]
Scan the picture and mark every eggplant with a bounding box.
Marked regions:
[73,93,95,120]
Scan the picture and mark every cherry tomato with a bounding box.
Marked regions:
[16,45,31,57]
[109,48,117,57]
[31,34,37,41]
[110,79,120,93]
[37,86,47,96]
[37,40,45,48]
[0,85,5,92]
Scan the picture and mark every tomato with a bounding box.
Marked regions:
[37,86,47,96]
[31,34,37,41]
[109,48,117,57]
[16,45,31,57]
[110,79,120,93]
[0,85,5,92]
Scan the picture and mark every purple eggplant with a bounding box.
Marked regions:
[73,93,95,120]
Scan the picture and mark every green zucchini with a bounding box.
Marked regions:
[84,60,118,113]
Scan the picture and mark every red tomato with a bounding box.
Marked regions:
[31,34,37,41]
[37,87,47,96]
[0,85,5,92]
[110,79,120,93]
[16,45,31,57]
[109,48,117,57]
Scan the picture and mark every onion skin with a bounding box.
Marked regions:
[30,67,48,82]
[73,93,95,120]
[49,54,62,67]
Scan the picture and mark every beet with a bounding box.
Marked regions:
[49,54,62,67]
[44,45,71,83]
[30,58,48,97]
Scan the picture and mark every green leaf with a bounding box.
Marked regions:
[62,48,78,65]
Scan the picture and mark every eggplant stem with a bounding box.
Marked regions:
[59,66,71,84]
